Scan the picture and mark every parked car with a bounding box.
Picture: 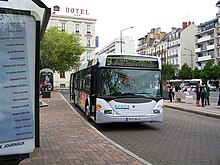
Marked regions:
[210,85,217,91]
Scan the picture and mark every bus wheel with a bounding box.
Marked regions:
[73,96,78,107]
[85,105,92,122]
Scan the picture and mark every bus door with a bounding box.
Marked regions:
[89,63,99,120]
[69,73,74,101]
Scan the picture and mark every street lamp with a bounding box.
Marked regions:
[120,26,134,54]
[184,48,193,68]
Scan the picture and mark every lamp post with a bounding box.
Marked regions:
[120,26,134,54]
[184,48,193,68]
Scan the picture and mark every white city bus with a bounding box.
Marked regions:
[69,53,164,124]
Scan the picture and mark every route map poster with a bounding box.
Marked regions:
[0,14,36,156]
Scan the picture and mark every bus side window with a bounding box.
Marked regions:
[74,73,78,89]
[80,68,91,93]
[84,75,91,93]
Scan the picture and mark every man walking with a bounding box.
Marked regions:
[218,88,220,106]
[200,82,206,107]
[195,82,201,107]
[205,82,210,105]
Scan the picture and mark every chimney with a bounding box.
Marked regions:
[182,22,187,29]
[171,27,176,33]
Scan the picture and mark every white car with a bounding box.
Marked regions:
[210,85,217,91]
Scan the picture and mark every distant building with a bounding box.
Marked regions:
[166,23,197,70]
[137,23,198,70]
[46,12,96,89]
[96,36,135,55]
[195,18,218,69]
[216,1,220,66]
[192,0,220,70]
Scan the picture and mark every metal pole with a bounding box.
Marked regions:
[120,30,122,54]
[120,26,134,54]
[191,50,193,69]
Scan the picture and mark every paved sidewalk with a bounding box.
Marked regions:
[164,99,220,119]
[19,91,150,165]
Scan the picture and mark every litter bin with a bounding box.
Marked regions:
[42,91,51,98]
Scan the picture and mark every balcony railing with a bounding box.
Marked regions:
[197,35,214,43]
[195,48,201,53]
[207,44,215,50]
[197,55,212,62]
[167,43,180,49]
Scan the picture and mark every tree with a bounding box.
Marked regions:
[40,27,85,73]
[178,63,192,79]
[162,63,175,83]
[192,67,201,79]
[200,61,213,81]
[211,65,220,80]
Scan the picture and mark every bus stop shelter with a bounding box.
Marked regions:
[0,0,50,164]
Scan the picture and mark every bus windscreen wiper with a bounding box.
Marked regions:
[120,93,147,98]
[135,93,157,100]
[120,92,135,95]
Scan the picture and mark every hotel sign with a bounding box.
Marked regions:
[53,5,89,17]
[65,7,89,16]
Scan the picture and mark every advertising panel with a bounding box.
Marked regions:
[0,13,36,156]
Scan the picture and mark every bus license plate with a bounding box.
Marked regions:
[126,118,141,122]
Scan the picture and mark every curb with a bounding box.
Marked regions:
[165,105,220,119]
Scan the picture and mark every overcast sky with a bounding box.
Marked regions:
[42,0,218,50]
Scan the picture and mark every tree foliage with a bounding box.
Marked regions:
[40,27,85,73]
[178,63,192,79]
[212,64,220,80]
[192,67,201,79]
[166,61,220,81]
[162,63,175,83]
[200,61,213,81]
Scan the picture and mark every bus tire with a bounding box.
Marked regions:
[85,104,92,122]
[73,95,78,107]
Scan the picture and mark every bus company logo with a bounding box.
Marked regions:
[115,105,129,110]
[53,5,60,12]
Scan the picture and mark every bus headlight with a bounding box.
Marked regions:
[153,109,161,114]
[104,110,112,114]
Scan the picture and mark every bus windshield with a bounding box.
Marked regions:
[98,68,161,98]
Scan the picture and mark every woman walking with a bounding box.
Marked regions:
[195,82,201,107]
[218,88,220,106]
[168,84,174,102]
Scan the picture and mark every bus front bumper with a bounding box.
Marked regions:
[95,111,163,124]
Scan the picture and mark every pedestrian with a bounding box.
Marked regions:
[205,82,210,105]
[172,85,175,100]
[168,84,173,102]
[195,82,201,107]
[200,82,206,107]
[218,88,220,106]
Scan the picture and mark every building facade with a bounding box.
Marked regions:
[137,23,198,70]
[46,13,96,89]
[195,18,218,69]
[95,36,135,55]
[137,28,166,55]
[216,1,220,66]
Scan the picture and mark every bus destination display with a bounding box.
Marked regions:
[106,56,159,68]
